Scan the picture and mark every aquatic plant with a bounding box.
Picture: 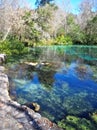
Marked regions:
[91,111,97,124]
[58,115,97,130]
[62,92,93,115]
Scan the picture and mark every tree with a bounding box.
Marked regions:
[65,13,84,44]
[0,0,29,41]
[83,15,97,45]
[49,7,66,38]
[22,10,41,46]
[72,0,97,45]
[78,0,96,29]
[35,0,54,7]
[35,3,58,39]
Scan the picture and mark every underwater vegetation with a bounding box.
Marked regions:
[6,55,97,130]
[91,111,97,124]
[91,65,97,82]
[58,115,97,130]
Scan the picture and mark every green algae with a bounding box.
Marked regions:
[91,111,97,124]
[58,115,97,130]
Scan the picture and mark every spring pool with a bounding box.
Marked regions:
[7,58,97,122]
[6,46,97,129]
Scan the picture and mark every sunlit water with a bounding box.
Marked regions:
[8,59,97,122]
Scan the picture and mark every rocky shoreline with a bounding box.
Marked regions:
[0,65,63,130]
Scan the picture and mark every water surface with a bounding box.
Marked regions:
[8,58,97,122]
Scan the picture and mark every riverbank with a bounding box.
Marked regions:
[0,66,62,130]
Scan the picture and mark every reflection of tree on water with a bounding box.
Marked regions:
[53,59,97,118]
[56,58,93,80]
[31,72,40,84]
[54,58,97,93]
[68,60,93,80]
[9,59,97,122]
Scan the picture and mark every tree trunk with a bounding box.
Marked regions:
[2,27,11,41]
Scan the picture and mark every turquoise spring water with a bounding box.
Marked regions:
[7,46,97,123]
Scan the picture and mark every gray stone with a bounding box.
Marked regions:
[17,117,28,123]
[32,113,42,119]
[0,54,6,64]
[0,66,5,72]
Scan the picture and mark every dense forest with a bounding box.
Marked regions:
[0,0,97,56]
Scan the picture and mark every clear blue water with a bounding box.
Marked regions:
[8,59,97,122]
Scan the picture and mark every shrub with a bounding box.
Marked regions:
[54,35,73,45]
[0,39,28,56]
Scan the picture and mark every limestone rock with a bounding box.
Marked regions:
[0,54,6,64]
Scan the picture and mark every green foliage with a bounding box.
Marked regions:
[37,39,55,46]
[91,112,97,124]
[67,14,75,25]
[0,40,11,55]
[36,4,57,32]
[58,115,97,130]
[0,39,28,56]
[83,15,97,45]
[66,14,84,44]
[57,27,65,36]
[22,11,41,46]
[23,7,55,46]
[35,35,72,46]
[0,3,96,46]
[54,35,73,45]
[68,25,85,44]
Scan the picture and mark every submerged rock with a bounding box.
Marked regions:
[24,102,40,112]
[32,102,40,111]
